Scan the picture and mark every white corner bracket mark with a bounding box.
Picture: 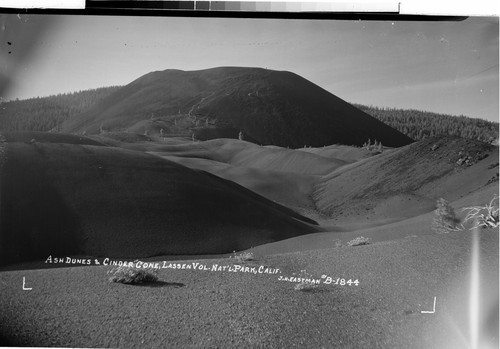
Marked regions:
[421,296,436,314]
[22,277,32,291]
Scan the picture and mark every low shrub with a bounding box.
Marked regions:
[232,251,255,263]
[294,270,319,292]
[108,266,159,284]
[294,281,319,292]
[347,236,371,246]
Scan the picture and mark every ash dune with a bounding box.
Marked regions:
[137,135,497,227]
[0,133,319,267]
[297,143,382,163]
[4,131,495,268]
[61,67,413,148]
[147,138,346,175]
[127,138,354,211]
[92,136,334,211]
[115,137,347,210]
[158,154,318,211]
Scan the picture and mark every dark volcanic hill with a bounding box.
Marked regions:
[61,67,413,148]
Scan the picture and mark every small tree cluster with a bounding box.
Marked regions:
[362,138,383,152]
[432,196,499,234]
[432,198,462,234]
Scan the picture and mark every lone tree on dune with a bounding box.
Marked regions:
[432,198,461,234]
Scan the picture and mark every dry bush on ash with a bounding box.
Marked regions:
[294,270,320,292]
[108,266,159,284]
[347,236,371,246]
[462,195,499,230]
[231,251,255,263]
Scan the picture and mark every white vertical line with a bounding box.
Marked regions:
[469,223,479,349]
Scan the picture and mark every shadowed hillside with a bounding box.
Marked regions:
[0,132,319,267]
[162,155,319,212]
[61,67,413,148]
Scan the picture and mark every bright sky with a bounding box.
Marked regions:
[1,14,498,122]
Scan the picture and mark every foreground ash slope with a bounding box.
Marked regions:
[0,132,318,267]
[61,67,413,148]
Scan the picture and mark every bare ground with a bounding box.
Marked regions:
[0,228,497,348]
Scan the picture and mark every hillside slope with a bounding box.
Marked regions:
[0,87,121,132]
[313,136,499,223]
[61,67,413,148]
[0,132,319,267]
[157,155,319,211]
